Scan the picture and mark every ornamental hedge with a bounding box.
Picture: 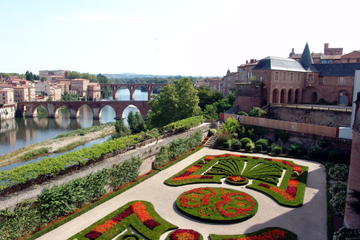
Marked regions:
[0,116,205,193]
[165,154,308,207]
[176,187,258,223]
[209,227,298,240]
[166,229,204,240]
[68,201,177,240]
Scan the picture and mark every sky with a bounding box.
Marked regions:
[0,0,359,76]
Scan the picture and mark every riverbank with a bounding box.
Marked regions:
[0,123,115,167]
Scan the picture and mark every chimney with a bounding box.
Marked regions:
[324,43,329,53]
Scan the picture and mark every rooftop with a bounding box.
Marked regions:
[253,56,307,72]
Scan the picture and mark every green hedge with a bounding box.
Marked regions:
[153,130,203,168]
[162,116,204,132]
[0,157,143,240]
[209,227,298,240]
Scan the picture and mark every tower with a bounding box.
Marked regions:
[300,43,313,70]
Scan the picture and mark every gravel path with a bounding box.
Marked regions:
[36,148,327,240]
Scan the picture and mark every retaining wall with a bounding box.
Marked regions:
[0,123,210,210]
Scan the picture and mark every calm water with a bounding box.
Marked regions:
[0,89,148,155]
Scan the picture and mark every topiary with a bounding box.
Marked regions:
[270,144,282,155]
[288,144,305,157]
[232,139,241,150]
[209,128,217,136]
[239,137,253,148]
[245,141,255,152]
[255,138,269,152]
[224,139,233,149]
[328,164,349,181]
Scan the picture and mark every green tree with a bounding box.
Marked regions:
[128,111,146,133]
[148,78,201,127]
[204,104,218,120]
[196,86,222,110]
[223,117,240,135]
[248,107,266,117]
[115,119,130,137]
[61,92,80,101]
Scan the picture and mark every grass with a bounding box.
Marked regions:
[23,147,49,161]
[54,123,114,139]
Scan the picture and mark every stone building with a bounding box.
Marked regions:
[70,79,90,97]
[13,86,36,102]
[290,43,343,64]
[39,70,67,81]
[195,77,223,92]
[233,43,360,111]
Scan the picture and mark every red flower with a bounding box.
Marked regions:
[169,229,202,240]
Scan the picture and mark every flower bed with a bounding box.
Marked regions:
[68,201,177,240]
[176,187,258,223]
[166,229,204,240]
[209,227,298,240]
[165,154,308,207]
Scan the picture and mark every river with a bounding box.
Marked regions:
[0,89,149,155]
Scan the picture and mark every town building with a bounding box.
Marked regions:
[87,83,101,101]
[231,43,360,111]
[290,43,343,64]
[13,86,36,102]
[195,77,223,92]
[39,70,67,81]
[0,88,14,105]
[70,79,90,97]
[0,105,15,120]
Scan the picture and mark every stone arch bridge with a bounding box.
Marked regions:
[100,83,166,100]
[17,101,150,120]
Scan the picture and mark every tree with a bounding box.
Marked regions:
[148,78,201,127]
[204,104,218,120]
[223,117,240,135]
[25,71,40,82]
[61,92,80,101]
[128,111,146,133]
[196,86,222,110]
[115,119,130,137]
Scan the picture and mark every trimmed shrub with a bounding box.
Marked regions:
[329,191,347,215]
[209,128,217,136]
[255,138,269,152]
[329,181,347,196]
[239,137,252,148]
[215,131,232,147]
[248,107,266,117]
[232,139,241,150]
[270,144,282,155]
[328,164,349,181]
[288,144,305,157]
[237,111,248,116]
[162,116,204,133]
[307,146,321,159]
[245,141,255,152]
[224,139,233,149]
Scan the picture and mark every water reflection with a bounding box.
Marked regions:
[114,88,148,101]
[0,105,116,155]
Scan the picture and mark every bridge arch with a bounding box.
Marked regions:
[280,89,286,104]
[33,104,48,117]
[133,86,149,101]
[114,87,131,101]
[54,105,70,118]
[288,89,294,104]
[122,105,141,126]
[76,104,94,119]
[272,88,279,104]
[99,105,116,123]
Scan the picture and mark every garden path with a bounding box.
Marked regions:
[36,148,327,240]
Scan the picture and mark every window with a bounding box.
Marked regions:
[339,77,345,85]
[275,72,278,81]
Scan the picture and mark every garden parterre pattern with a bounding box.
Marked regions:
[165,154,308,207]
[37,148,326,240]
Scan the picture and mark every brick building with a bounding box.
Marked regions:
[87,83,101,101]
[70,79,90,97]
[290,43,343,64]
[233,43,360,111]
[39,70,67,81]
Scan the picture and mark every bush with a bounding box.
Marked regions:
[232,139,241,150]
[237,111,248,116]
[240,137,254,152]
[288,144,305,157]
[215,131,232,147]
[328,149,347,163]
[248,107,266,117]
[328,164,349,181]
[329,181,347,196]
[307,146,321,159]
[209,128,217,136]
[255,138,269,152]
[223,117,240,135]
[275,130,290,143]
[333,227,360,240]
[329,191,347,215]
[162,116,204,133]
[270,144,282,155]
[224,139,233,149]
